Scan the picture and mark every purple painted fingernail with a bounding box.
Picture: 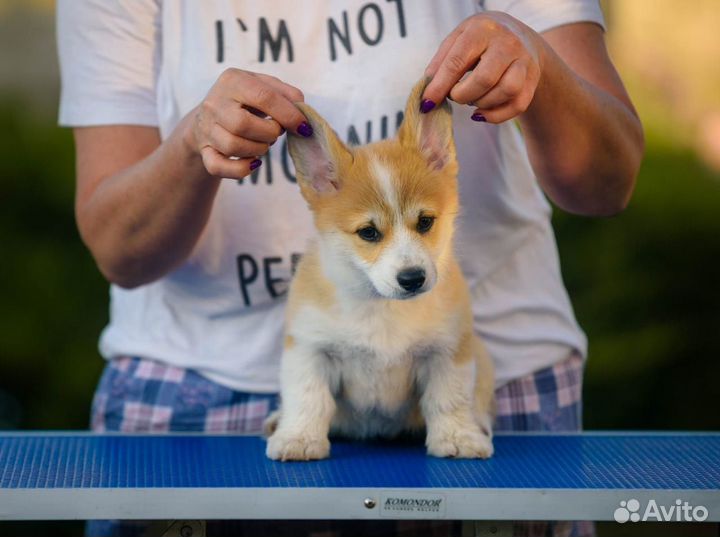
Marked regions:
[297,121,313,137]
[250,159,262,171]
[420,99,436,114]
[471,112,487,122]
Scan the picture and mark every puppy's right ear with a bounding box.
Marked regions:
[288,104,352,201]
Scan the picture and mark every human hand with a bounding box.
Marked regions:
[188,69,312,179]
[422,12,544,124]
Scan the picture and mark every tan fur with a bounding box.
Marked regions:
[284,245,336,319]
[266,79,495,461]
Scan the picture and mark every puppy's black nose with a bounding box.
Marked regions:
[397,267,426,292]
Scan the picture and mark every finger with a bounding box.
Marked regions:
[201,146,260,180]
[424,25,463,78]
[471,85,535,124]
[209,123,269,158]
[448,44,514,105]
[239,78,309,135]
[254,73,305,103]
[471,59,528,111]
[218,104,283,143]
[423,32,488,108]
[471,103,517,125]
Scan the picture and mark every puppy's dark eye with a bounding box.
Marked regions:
[357,226,382,242]
[417,216,435,233]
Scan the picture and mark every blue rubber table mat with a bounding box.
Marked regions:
[1,433,718,490]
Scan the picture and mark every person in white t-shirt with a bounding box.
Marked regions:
[58,1,642,535]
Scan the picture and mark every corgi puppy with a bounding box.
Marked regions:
[265,79,495,461]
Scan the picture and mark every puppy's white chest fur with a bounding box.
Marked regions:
[291,303,453,438]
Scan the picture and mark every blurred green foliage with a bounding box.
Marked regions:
[555,138,720,430]
[0,92,719,433]
[0,94,106,429]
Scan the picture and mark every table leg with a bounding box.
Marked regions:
[461,521,513,537]
[148,520,206,537]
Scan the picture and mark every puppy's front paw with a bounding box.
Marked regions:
[426,427,494,459]
[266,431,331,461]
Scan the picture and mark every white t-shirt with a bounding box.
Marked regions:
[57,0,604,390]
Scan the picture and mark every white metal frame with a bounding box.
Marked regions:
[1,487,718,521]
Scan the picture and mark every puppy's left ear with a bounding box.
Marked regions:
[398,78,457,172]
[288,103,353,201]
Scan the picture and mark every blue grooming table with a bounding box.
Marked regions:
[0,432,718,522]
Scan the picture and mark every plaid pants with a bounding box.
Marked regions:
[87,353,591,537]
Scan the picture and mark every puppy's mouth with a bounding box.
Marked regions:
[379,283,433,300]
[397,287,427,300]
[369,286,427,301]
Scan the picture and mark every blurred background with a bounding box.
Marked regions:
[0,0,718,535]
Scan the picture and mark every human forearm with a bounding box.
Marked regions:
[76,113,220,289]
[519,34,644,216]
[75,69,309,289]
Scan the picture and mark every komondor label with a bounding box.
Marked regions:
[380,492,446,518]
